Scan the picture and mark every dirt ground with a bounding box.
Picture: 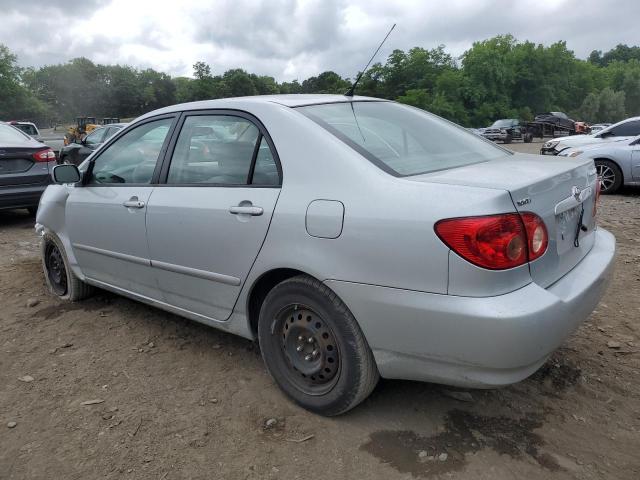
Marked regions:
[1,140,639,479]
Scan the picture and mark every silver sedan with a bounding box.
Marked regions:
[559,135,640,193]
[36,95,615,415]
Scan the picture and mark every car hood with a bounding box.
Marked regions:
[560,138,631,156]
[553,135,632,151]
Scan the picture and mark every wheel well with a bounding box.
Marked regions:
[594,158,624,182]
[248,268,306,336]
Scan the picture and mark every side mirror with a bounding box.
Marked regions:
[52,164,81,184]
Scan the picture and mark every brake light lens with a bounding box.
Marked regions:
[435,212,548,270]
[32,148,56,162]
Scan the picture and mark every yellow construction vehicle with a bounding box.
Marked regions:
[64,116,98,145]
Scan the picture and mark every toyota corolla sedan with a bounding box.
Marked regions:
[35,95,615,415]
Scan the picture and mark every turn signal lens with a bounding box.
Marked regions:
[435,212,548,270]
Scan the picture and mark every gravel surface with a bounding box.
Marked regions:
[1,142,639,479]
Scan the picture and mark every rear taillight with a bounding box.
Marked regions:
[32,148,56,162]
[435,212,548,270]
[520,212,548,262]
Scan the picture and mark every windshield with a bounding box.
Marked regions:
[0,124,31,142]
[297,102,509,176]
[491,119,516,128]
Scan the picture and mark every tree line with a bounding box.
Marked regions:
[1,35,640,128]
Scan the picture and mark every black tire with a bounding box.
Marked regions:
[503,134,512,144]
[595,160,623,194]
[41,232,94,301]
[27,206,38,216]
[258,275,379,416]
[524,133,533,143]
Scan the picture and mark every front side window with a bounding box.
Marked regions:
[298,101,509,176]
[167,115,261,185]
[89,118,172,184]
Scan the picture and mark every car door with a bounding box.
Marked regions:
[631,140,640,180]
[145,111,281,321]
[66,115,176,298]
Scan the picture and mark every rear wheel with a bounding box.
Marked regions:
[595,160,623,194]
[258,275,379,416]
[41,232,94,301]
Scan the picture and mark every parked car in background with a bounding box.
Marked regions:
[37,95,614,415]
[482,119,533,143]
[8,121,42,141]
[58,123,127,165]
[559,135,640,194]
[541,116,640,155]
[0,122,56,215]
[590,123,612,134]
[535,112,575,131]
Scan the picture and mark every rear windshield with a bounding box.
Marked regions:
[15,124,38,136]
[0,124,31,142]
[297,101,509,176]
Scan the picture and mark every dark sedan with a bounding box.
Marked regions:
[0,122,56,215]
[58,123,126,165]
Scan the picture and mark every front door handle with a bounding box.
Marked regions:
[229,205,263,216]
[123,197,145,209]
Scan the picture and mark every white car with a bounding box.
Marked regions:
[541,116,640,155]
[559,135,640,193]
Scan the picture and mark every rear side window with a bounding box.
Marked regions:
[297,102,509,177]
[167,115,279,186]
[609,120,640,136]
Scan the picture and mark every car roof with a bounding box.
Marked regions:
[9,121,36,126]
[137,94,387,121]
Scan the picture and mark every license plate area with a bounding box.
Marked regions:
[556,204,582,254]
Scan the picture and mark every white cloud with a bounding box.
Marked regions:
[0,0,638,80]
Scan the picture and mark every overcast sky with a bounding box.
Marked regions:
[1,0,637,81]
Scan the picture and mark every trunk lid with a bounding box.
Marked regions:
[0,147,51,187]
[413,153,598,287]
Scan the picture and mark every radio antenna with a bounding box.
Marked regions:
[345,23,396,97]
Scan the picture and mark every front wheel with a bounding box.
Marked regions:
[258,275,379,416]
[41,232,94,301]
[595,160,623,194]
[503,134,512,144]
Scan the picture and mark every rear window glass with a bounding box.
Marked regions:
[296,102,509,176]
[15,124,38,136]
[0,124,31,142]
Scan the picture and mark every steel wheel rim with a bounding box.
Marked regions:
[45,243,67,296]
[276,304,340,396]
[596,164,616,192]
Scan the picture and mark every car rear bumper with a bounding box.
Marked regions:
[325,228,616,388]
[0,184,48,210]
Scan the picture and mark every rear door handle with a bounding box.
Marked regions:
[123,197,145,209]
[229,205,263,216]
